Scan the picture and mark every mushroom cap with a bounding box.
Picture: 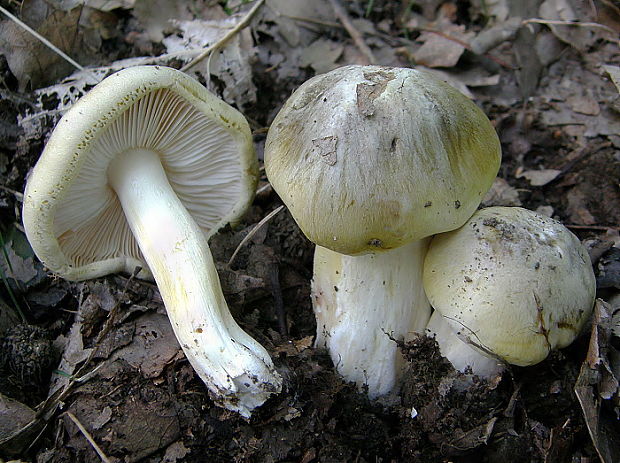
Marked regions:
[264,65,501,255]
[423,206,596,366]
[22,65,258,281]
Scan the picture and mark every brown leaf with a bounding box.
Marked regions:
[567,94,601,116]
[106,313,181,379]
[0,7,86,90]
[566,188,596,225]
[482,177,522,207]
[413,27,474,68]
[574,300,620,463]
[516,168,561,186]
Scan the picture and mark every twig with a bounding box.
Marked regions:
[601,0,620,17]
[327,0,376,65]
[34,267,141,423]
[65,412,112,463]
[287,13,513,69]
[72,266,141,379]
[0,184,24,202]
[228,205,284,266]
[417,27,514,69]
[565,224,620,231]
[0,6,84,71]
[545,141,612,186]
[522,18,616,34]
[267,263,287,337]
[180,0,265,72]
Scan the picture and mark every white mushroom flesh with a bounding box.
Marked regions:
[313,240,431,397]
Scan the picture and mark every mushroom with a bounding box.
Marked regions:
[423,206,596,378]
[264,65,501,396]
[22,65,281,417]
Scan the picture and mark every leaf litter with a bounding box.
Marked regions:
[1,0,620,461]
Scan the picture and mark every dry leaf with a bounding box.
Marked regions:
[538,0,601,52]
[566,188,596,225]
[413,27,474,68]
[574,300,620,463]
[567,94,601,116]
[108,313,181,379]
[516,168,561,186]
[132,0,195,42]
[0,8,83,90]
[49,322,93,396]
[299,39,343,74]
[163,441,190,463]
[163,17,257,108]
[482,177,522,207]
[535,205,554,217]
[470,16,522,54]
[470,0,510,21]
[604,65,620,97]
[0,393,35,442]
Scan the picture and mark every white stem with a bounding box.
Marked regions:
[108,149,281,417]
[426,310,504,378]
[312,239,432,397]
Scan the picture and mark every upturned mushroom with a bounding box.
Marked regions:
[265,65,501,396]
[22,65,281,416]
[423,206,596,378]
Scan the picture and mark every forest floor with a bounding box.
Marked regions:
[1,0,620,462]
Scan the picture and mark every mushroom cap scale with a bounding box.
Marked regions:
[23,65,258,281]
[265,65,501,255]
[423,206,596,366]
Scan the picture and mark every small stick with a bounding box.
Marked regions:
[0,184,24,201]
[522,18,616,34]
[66,412,112,463]
[565,224,619,231]
[0,6,84,71]
[267,263,287,337]
[180,0,265,72]
[228,205,284,266]
[327,0,376,65]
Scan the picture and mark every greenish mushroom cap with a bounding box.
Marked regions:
[265,65,501,255]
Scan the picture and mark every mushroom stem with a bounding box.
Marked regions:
[312,239,432,397]
[108,149,281,417]
[426,310,504,378]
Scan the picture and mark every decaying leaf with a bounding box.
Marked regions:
[565,188,596,225]
[0,393,35,441]
[605,65,620,93]
[512,0,544,99]
[0,5,100,91]
[60,0,136,11]
[103,312,182,379]
[482,177,522,207]
[163,17,257,108]
[263,0,332,47]
[413,27,474,68]
[567,94,600,116]
[49,321,92,396]
[574,300,620,463]
[0,392,37,457]
[299,39,343,74]
[538,0,602,52]
[163,441,190,463]
[470,0,510,22]
[132,0,196,42]
[470,17,522,54]
[516,168,561,186]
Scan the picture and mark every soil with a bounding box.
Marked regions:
[1,1,619,462]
